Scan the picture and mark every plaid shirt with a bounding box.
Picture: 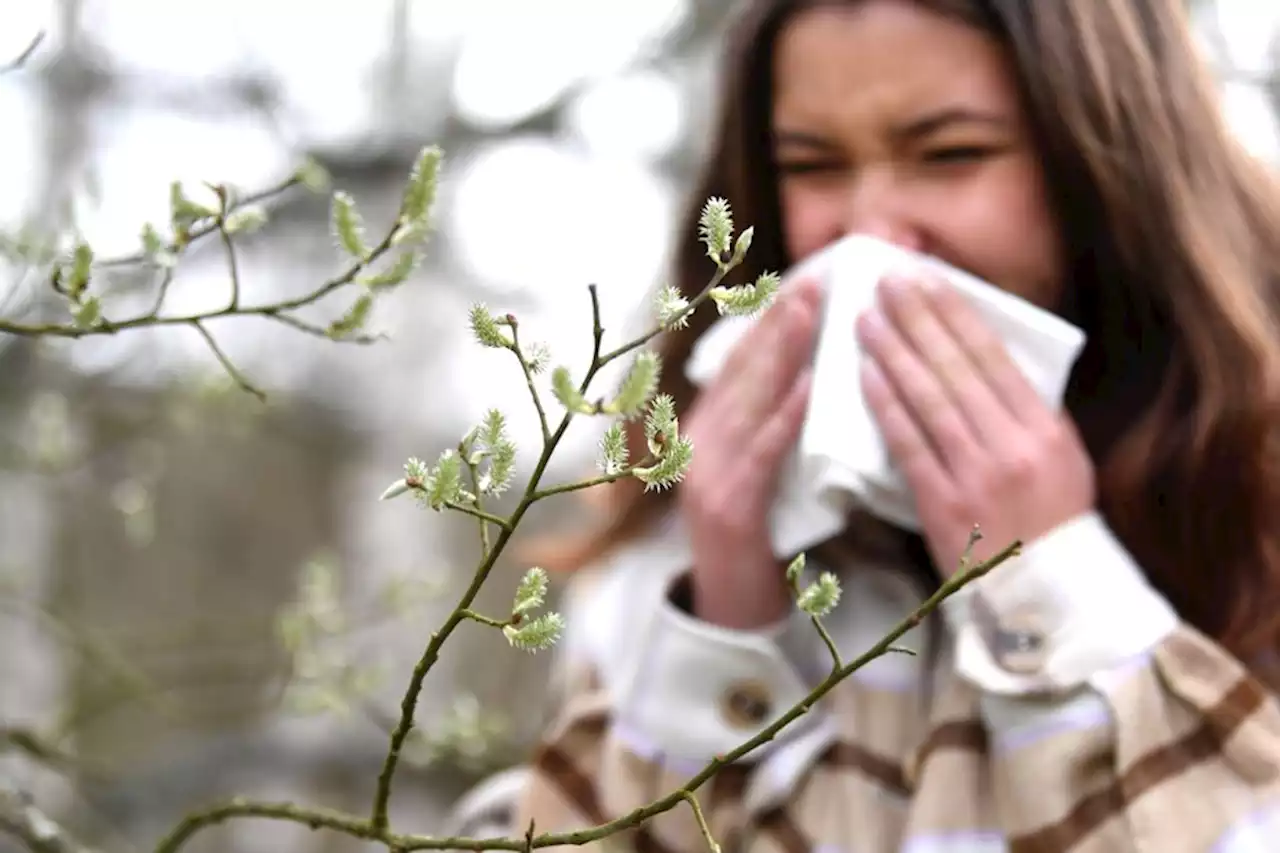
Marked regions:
[448,511,1280,852]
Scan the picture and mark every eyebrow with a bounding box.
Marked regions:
[772,107,1010,150]
[891,107,1009,141]
[771,129,841,151]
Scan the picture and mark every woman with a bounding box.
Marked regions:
[448,0,1280,850]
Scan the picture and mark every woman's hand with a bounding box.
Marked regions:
[854,274,1096,577]
[679,277,824,629]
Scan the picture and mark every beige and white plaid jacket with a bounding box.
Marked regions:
[446,510,1280,852]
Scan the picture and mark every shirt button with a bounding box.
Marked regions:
[992,605,1048,675]
[720,679,773,729]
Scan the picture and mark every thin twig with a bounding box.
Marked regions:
[509,324,551,445]
[191,321,265,402]
[0,785,92,853]
[521,820,536,853]
[259,309,384,343]
[444,501,511,533]
[594,265,729,370]
[460,455,495,555]
[528,465,651,501]
[460,610,507,630]
[368,488,538,830]
[810,617,844,671]
[0,31,44,74]
[218,225,241,311]
[98,178,300,270]
[153,799,380,853]
[587,284,604,370]
[680,792,719,853]
[145,266,177,319]
[0,172,404,401]
[0,727,78,772]
[0,226,394,339]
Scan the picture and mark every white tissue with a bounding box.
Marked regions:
[685,234,1086,556]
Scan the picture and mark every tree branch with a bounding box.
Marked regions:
[0,786,93,853]
[0,726,78,772]
[0,31,43,74]
[149,539,1017,853]
[444,502,512,533]
[0,165,421,399]
[508,323,551,446]
[191,320,265,401]
[364,262,737,829]
[0,216,398,340]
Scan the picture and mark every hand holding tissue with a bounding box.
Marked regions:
[685,234,1087,561]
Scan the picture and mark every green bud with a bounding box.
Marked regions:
[525,341,551,374]
[512,567,549,616]
[797,572,842,617]
[141,223,166,257]
[598,422,629,475]
[379,478,413,501]
[605,351,661,418]
[552,366,596,415]
[401,145,443,226]
[698,196,733,265]
[469,303,510,348]
[72,294,101,328]
[709,271,781,317]
[224,205,268,235]
[404,457,429,481]
[327,291,373,339]
[643,394,678,454]
[476,408,516,496]
[654,284,691,330]
[361,251,419,290]
[423,449,463,510]
[66,243,93,298]
[294,158,332,194]
[632,435,692,492]
[170,181,217,231]
[729,226,754,267]
[785,553,806,585]
[330,191,369,260]
[503,612,564,653]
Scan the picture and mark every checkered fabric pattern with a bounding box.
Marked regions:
[444,510,1280,853]
[507,626,1280,852]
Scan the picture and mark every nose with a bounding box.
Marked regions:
[841,170,924,253]
[850,221,923,253]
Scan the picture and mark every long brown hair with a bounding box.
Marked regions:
[537,0,1280,663]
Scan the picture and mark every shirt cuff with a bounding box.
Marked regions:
[941,511,1179,695]
[613,573,828,764]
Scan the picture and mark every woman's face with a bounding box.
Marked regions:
[771,0,1064,310]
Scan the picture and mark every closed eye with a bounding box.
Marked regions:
[775,159,844,175]
[921,146,998,165]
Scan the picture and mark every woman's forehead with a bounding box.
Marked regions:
[770,2,1020,137]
